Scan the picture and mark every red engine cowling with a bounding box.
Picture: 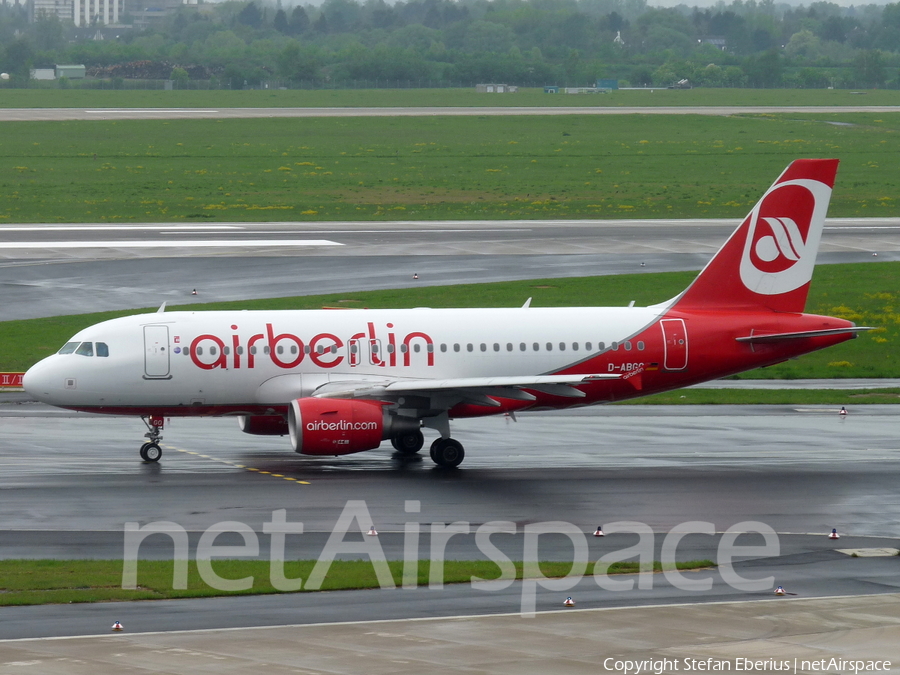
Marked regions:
[288,398,384,455]
[238,415,289,436]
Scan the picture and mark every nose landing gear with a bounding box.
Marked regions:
[140,416,164,463]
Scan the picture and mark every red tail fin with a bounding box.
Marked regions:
[673,159,838,313]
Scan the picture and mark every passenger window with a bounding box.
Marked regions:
[599,342,605,350]
[454,344,460,352]
[414,344,421,353]
[624,341,632,351]
[520,343,526,351]
[75,342,93,357]
[559,342,566,351]
[331,345,338,354]
[223,346,230,355]
[250,346,257,355]
[196,347,204,356]
[611,342,618,351]
[440,344,447,353]
[350,344,358,354]
[58,342,79,355]
[637,341,645,351]
[264,346,270,355]
[210,346,218,356]
[315,345,324,354]
[480,343,487,352]
[507,343,513,352]
[586,342,592,351]
[236,346,244,356]
[546,342,553,351]
[467,344,473,352]
[427,344,434,353]
[399,344,407,353]
[533,343,539,351]
[572,343,579,351]
[304,345,311,354]
[493,343,500,352]
[276,346,283,355]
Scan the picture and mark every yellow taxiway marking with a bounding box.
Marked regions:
[164,446,310,484]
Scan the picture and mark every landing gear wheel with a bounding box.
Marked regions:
[391,430,425,455]
[140,443,162,462]
[429,438,465,468]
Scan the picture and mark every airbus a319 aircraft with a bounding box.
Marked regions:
[24,159,869,467]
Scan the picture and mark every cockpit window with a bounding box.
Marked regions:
[75,342,94,357]
[58,342,79,355]
[96,342,109,357]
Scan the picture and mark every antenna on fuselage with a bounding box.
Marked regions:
[157,302,167,313]
[522,297,532,308]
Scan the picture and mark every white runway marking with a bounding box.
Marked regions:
[84,109,219,114]
[0,225,242,232]
[0,239,342,249]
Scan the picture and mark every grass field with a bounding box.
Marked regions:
[3,87,900,109]
[2,112,900,221]
[0,558,714,606]
[2,262,896,378]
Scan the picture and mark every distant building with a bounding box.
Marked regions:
[73,0,127,26]
[31,0,74,22]
[30,68,57,80]
[56,64,86,79]
[544,86,559,94]
[476,84,518,93]
[596,79,619,90]
[700,37,727,50]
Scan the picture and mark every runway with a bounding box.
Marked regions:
[2,218,897,320]
[1,400,900,646]
[3,105,900,121]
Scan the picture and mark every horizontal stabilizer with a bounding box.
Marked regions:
[736,327,876,343]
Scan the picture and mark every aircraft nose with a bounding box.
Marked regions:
[23,358,62,403]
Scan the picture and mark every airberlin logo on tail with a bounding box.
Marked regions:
[739,179,832,296]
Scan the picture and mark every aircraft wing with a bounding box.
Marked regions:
[312,373,621,404]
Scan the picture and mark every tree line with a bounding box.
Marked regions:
[1,0,899,89]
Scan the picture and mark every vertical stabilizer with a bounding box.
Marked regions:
[672,159,839,313]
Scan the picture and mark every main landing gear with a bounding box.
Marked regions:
[140,416,164,463]
[390,430,465,467]
[430,438,465,468]
[390,430,425,456]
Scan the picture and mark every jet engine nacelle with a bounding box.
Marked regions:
[238,414,289,436]
[288,397,386,455]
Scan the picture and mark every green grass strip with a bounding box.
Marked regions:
[0,558,715,606]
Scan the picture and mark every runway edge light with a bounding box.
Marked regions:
[774,586,786,596]
[367,525,378,536]
[829,528,840,539]
[564,597,575,607]
[593,526,605,537]
[112,621,124,632]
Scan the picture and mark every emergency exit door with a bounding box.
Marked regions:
[660,319,688,371]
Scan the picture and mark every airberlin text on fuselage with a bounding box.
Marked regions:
[187,321,434,371]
